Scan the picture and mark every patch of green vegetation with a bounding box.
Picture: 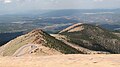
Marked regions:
[60,24,120,53]
[113,30,120,33]
[42,32,81,54]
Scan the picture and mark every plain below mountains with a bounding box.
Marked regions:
[0,23,120,56]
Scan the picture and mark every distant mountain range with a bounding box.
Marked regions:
[39,9,120,17]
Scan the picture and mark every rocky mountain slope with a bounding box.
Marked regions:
[59,23,120,54]
[51,34,110,54]
[0,23,120,56]
[0,29,80,56]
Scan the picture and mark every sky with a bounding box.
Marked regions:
[0,0,120,14]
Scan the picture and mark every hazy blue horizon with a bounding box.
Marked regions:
[0,0,120,14]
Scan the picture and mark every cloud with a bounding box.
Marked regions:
[93,0,103,2]
[4,0,12,3]
[0,0,12,4]
[0,0,24,4]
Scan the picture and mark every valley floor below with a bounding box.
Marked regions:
[0,54,120,67]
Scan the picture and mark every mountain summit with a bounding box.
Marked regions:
[59,23,84,33]
[0,29,80,56]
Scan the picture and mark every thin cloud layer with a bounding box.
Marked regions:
[0,0,119,14]
[93,0,103,2]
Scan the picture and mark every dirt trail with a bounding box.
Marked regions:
[13,44,39,57]
[51,34,109,54]
[0,54,120,67]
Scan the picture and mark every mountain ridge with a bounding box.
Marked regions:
[0,23,120,57]
[0,29,81,56]
[58,23,120,53]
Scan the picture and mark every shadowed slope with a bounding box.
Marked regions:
[59,23,120,53]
